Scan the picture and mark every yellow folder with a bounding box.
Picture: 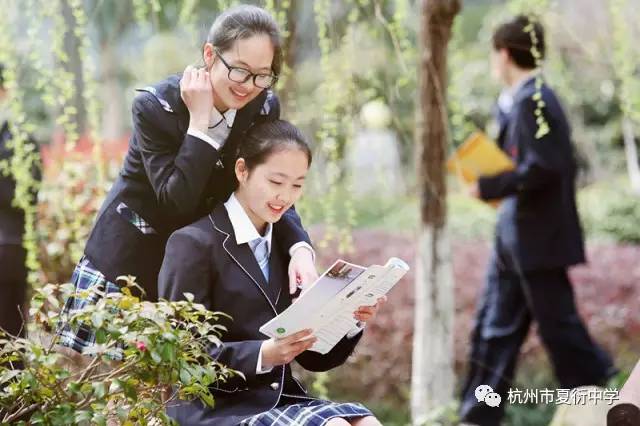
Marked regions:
[447,131,515,186]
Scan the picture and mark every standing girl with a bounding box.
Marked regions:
[159,119,385,426]
[59,5,316,354]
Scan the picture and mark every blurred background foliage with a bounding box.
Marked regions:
[1,0,640,424]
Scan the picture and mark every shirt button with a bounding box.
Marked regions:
[270,382,280,391]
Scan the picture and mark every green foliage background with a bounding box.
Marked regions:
[1,0,640,424]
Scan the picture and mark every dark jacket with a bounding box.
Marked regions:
[83,75,311,300]
[0,120,39,246]
[158,204,362,426]
[478,78,585,271]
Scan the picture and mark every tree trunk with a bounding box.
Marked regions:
[622,117,640,194]
[411,1,460,424]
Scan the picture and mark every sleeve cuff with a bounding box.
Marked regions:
[256,341,274,375]
[289,242,315,262]
[346,321,365,339]
[187,127,221,151]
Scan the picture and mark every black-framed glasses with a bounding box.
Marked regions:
[214,49,277,89]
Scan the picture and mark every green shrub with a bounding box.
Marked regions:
[0,278,232,425]
[578,177,640,243]
[37,136,127,285]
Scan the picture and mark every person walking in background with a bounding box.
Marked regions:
[459,15,617,425]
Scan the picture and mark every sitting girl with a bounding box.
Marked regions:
[158,120,385,426]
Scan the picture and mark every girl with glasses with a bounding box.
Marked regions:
[59,4,317,356]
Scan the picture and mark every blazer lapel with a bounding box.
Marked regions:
[495,78,537,150]
[501,79,537,158]
[209,205,277,314]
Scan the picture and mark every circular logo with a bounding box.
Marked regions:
[276,327,286,334]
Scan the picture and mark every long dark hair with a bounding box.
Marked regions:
[238,120,312,173]
[205,5,283,75]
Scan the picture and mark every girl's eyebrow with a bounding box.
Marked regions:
[232,59,272,72]
[271,172,306,180]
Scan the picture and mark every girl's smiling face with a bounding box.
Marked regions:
[204,34,275,112]
[234,147,309,233]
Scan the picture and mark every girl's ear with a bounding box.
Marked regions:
[203,43,215,70]
[235,158,249,184]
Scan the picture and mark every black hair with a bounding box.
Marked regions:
[238,120,312,172]
[0,63,4,88]
[492,15,545,70]
[205,4,283,75]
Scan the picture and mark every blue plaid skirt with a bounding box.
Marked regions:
[57,256,122,356]
[240,395,373,426]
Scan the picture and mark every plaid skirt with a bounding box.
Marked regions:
[57,256,122,356]
[240,395,373,426]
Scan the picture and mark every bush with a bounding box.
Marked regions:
[335,176,640,244]
[37,134,127,284]
[0,278,232,425]
[578,178,640,243]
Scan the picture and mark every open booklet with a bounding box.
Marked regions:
[259,257,410,354]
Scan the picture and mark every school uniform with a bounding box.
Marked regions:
[459,76,616,425]
[58,75,313,355]
[0,119,27,339]
[158,194,372,426]
[0,118,40,341]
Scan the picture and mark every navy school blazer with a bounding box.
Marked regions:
[82,75,311,300]
[478,78,585,271]
[158,204,362,426]
[0,120,40,246]
[0,120,24,246]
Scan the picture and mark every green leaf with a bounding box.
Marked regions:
[66,381,83,395]
[92,381,107,399]
[91,412,107,426]
[30,412,45,424]
[95,329,107,345]
[74,410,93,423]
[91,311,105,328]
[183,292,195,302]
[162,331,177,341]
[162,343,175,363]
[116,406,129,421]
[109,380,122,394]
[179,368,192,384]
[122,380,138,401]
[0,368,21,384]
[200,390,215,408]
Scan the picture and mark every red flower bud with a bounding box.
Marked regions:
[136,341,147,352]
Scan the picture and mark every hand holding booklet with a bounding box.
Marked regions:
[446,131,515,207]
[260,257,410,354]
[446,131,515,185]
